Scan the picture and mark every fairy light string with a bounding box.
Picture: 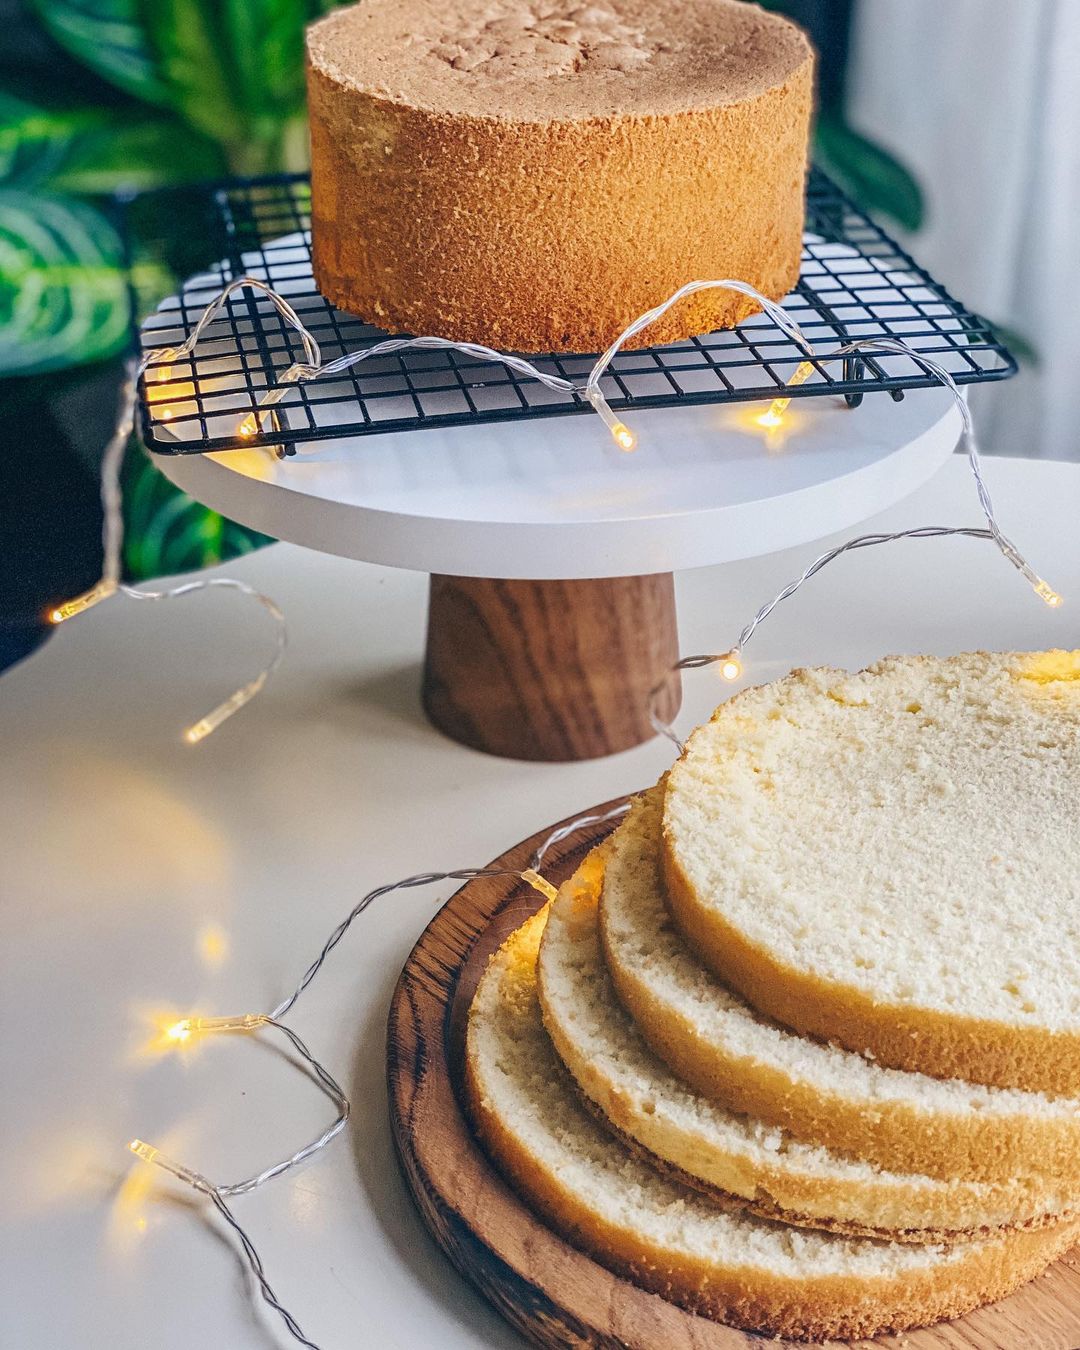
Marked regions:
[136,272,1058,614]
[128,801,630,1348]
[643,336,1063,750]
[49,353,288,745]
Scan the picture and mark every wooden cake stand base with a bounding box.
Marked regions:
[422,574,679,760]
[386,801,1080,1350]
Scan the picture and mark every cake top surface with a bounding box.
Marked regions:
[306,0,813,122]
[604,787,1080,1118]
[664,650,1080,1034]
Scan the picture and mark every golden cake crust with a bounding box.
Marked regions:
[661,651,1080,1095]
[600,791,1080,1187]
[307,0,813,352]
[537,846,1079,1242]
[464,906,1080,1342]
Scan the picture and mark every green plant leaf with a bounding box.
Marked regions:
[0,89,224,194]
[982,321,1038,368]
[143,0,310,170]
[30,0,171,108]
[814,113,925,233]
[224,0,308,127]
[122,449,273,580]
[141,2,246,152]
[0,190,129,376]
[0,93,90,185]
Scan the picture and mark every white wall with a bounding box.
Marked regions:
[848,0,1080,461]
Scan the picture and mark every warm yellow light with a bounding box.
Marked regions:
[757,359,815,430]
[129,1138,157,1164]
[49,579,117,624]
[237,412,260,439]
[611,421,637,452]
[197,923,229,968]
[720,654,743,682]
[1035,580,1063,607]
[520,868,559,902]
[166,1013,267,1038]
[146,368,194,420]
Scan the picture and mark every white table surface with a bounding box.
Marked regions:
[1,454,1076,1350]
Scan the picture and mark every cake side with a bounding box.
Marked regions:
[662,651,1080,1094]
[599,790,1080,1185]
[536,841,1078,1239]
[307,0,813,352]
[464,903,1080,1341]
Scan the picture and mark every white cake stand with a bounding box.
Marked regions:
[155,384,960,760]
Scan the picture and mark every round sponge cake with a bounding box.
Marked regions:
[306,0,814,352]
[536,842,1077,1240]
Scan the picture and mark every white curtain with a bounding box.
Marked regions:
[847,0,1080,461]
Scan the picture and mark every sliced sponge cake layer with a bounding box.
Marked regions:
[601,790,1080,1184]
[465,905,1080,1341]
[537,844,1075,1240]
[662,651,1080,1094]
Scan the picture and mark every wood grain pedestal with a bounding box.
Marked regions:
[422,573,681,761]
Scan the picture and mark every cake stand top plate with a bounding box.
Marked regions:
[157,386,960,579]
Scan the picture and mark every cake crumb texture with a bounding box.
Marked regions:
[537,843,1078,1239]
[307,0,813,351]
[465,905,1080,1340]
[662,650,1080,1094]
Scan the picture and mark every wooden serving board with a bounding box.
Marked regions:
[386,797,1080,1350]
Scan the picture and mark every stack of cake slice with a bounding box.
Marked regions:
[466,650,1080,1341]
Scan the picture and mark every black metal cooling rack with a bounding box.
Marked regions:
[131,170,1016,456]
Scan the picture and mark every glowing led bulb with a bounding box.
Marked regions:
[163,1012,266,1044]
[129,1138,158,1164]
[1034,580,1063,607]
[520,868,559,902]
[49,578,117,624]
[758,359,815,428]
[237,412,260,439]
[611,421,637,452]
[719,653,743,681]
[584,385,639,452]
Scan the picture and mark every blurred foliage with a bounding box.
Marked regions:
[814,111,924,234]
[2,0,341,576]
[2,0,929,582]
